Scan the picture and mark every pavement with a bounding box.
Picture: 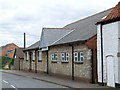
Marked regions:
[1,70,110,88]
[2,73,67,89]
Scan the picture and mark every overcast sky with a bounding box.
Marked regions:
[0,0,119,47]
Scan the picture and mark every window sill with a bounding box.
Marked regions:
[51,61,57,63]
[74,62,83,64]
[61,61,69,63]
[32,60,35,62]
[38,60,42,62]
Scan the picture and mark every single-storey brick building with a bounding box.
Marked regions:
[23,41,40,73]
[39,9,111,83]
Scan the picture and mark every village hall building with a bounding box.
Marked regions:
[96,2,120,88]
[22,7,113,84]
[39,9,111,83]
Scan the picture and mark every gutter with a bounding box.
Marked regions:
[100,24,104,86]
[46,51,49,74]
[23,48,39,52]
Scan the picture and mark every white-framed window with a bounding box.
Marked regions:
[14,55,16,59]
[74,52,84,62]
[61,52,69,62]
[51,53,57,61]
[26,52,29,60]
[38,51,42,61]
[31,51,35,60]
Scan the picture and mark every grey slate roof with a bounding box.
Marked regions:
[24,41,39,51]
[52,9,112,45]
[40,28,73,48]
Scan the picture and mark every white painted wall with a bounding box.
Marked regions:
[97,21,119,85]
[102,22,118,83]
[118,21,120,83]
[97,24,102,83]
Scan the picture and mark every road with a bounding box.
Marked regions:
[2,72,68,89]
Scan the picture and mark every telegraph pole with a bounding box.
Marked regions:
[24,33,26,49]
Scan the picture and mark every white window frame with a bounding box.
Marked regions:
[31,51,35,60]
[61,52,69,62]
[26,52,29,60]
[51,53,57,61]
[38,51,42,61]
[74,52,84,63]
[14,55,16,59]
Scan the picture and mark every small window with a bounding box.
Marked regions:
[31,51,35,60]
[26,52,29,60]
[38,51,42,61]
[61,52,69,62]
[14,55,16,59]
[74,52,84,63]
[74,52,78,62]
[51,53,57,61]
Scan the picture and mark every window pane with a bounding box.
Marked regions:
[38,51,42,60]
[75,57,77,61]
[78,52,80,61]
[80,52,84,62]
[81,57,84,62]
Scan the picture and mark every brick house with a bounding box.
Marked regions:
[96,2,120,87]
[0,43,18,58]
[40,28,73,74]
[39,9,111,83]
[23,41,40,73]
[13,48,24,70]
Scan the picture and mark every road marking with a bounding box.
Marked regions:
[11,85,16,89]
[3,80,18,90]
[11,85,18,90]
[2,80,8,84]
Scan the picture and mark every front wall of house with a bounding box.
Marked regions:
[49,43,92,81]
[32,61,35,71]
[20,60,23,70]
[23,53,29,70]
[74,44,92,80]
[102,22,118,83]
[14,58,19,70]
[37,52,47,72]
[49,45,72,76]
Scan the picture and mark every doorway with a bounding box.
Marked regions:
[106,55,115,87]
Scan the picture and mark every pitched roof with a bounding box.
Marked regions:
[97,2,120,24]
[0,43,18,58]
[52,9,111,45]
[40,28,73,48]
[14,48,24,59]
[24,41,39,51]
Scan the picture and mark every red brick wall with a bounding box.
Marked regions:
[86,35,97,49]
[0,43,18,58]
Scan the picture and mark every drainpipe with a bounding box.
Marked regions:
[19,59,20,70]
[35,50,37,73]
[91,49,94,83]
[100,24,104,86]
[69,44,74,80]
[46,51,49,74]
[29,52,32,71]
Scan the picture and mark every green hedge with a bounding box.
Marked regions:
[0,56,14,69]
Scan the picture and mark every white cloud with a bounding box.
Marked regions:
[0,0,119,47]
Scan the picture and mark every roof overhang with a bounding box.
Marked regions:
[40,47,48,51]
[23,47,39,52]
[96,17,120,25]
